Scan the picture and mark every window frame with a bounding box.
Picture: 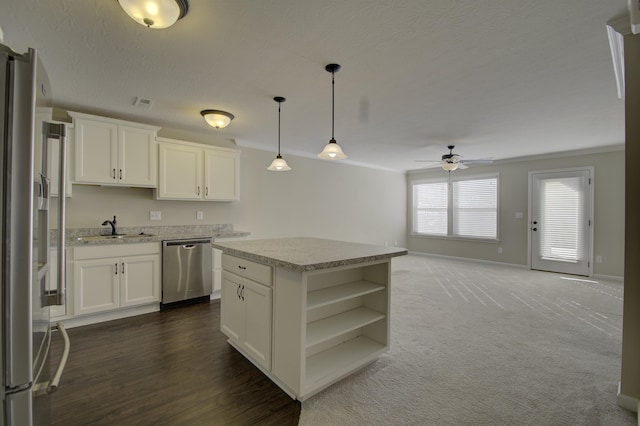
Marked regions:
[411,173,500,242]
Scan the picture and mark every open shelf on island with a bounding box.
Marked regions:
[307,280,385,310]
[305,335,386,386]
[306,307,385,348]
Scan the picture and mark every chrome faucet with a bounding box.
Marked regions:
[102,216,118,235]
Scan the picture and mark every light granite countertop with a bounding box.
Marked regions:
[212,237,408,272]
[55,224,249,247]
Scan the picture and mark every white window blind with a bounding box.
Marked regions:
[453,178,497,239]
[539,177,583,262]
[413,181,448,235]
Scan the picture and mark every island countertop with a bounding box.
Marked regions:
[212,237,407,272]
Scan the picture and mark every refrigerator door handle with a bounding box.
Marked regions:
[43,122,67,306]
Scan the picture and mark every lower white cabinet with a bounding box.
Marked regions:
[220,255,272,370]
[73,243,160,316]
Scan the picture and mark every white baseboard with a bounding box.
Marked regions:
[617,382,640,419]
[407,251,529,270]
[593,273,624,282]
[53,304,160,329]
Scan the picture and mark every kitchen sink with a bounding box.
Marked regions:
[75,233,155,241]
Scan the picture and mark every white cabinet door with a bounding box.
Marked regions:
[74,257,120,315]
[204,149,239,201]
[118,125,157,187]
[221,271,244,343]
[120,255,160,307]
[157,142,203,200]
[74,118,118,184]
[242,279,272,369]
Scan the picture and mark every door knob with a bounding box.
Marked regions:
[532,228,538,231]
[532,221,538,225]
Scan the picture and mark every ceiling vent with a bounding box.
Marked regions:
[133,97,153,109]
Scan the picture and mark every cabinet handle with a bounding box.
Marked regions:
[112,168,116,179]
[236,284,241,300]
[241,285,245,301]
[205,187,208,196]
[197,186,200,196]
[122,262,125,274]
[238,265,247,270]
[119,169,122,180]
[115,263,118,275]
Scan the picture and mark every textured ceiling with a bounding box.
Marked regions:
[0,0,629,172]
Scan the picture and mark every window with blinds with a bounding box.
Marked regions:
[453,177,498,239]
[413,181,448,235]
[412,174,498,240]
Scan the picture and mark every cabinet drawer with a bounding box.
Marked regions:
[222,254,272,286]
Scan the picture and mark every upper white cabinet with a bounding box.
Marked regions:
[157,137,240,201]
[70,112,160,187]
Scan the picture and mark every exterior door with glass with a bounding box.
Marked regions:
[530,169,592,276]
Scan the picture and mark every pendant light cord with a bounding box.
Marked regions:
[278,101,282,155]
[331,71,335,140]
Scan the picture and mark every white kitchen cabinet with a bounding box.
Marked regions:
[70,112,159,187]
[204,149,239,200]
[157,137,239,201]
[73,243,160,316]
[220,255,272,370]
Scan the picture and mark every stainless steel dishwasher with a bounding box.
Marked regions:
[162,238,213,305]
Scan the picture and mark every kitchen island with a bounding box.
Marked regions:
[213,237,407,400]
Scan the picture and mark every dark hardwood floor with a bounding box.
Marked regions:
[49,300,301,425]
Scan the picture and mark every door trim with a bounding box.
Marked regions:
[527,166,594,276]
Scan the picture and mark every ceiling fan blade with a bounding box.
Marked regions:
[460,159,493,164]
[457,163,469,170]
[414,160,442,163]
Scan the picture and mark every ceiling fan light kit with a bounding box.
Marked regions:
[268,96,292,171]
[200,110,234,129]
[416,145,492,172]
[318,63,348,160]
[118,0,189,29]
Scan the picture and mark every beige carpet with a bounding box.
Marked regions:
[299,254,636,425]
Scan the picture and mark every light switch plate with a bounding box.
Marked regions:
[196,211,204,220]
[515,212,523,219]
[150,211,162,221]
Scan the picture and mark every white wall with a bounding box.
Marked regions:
[57,144,407,247]
[407,149,625,277]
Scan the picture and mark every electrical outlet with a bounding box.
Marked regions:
[515,211,523,219]
[498,247,503,254]
[150,211,161,221]
[196,211,204,220]
[596,255,603,263]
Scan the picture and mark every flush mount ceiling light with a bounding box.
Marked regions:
[118,0,189,29]
[200,110,234,129]
[267,97,291,172]
[318,63,347,160]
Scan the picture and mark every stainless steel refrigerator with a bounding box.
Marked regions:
[0,43,70,425]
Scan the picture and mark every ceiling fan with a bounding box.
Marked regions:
[416,145,493,171]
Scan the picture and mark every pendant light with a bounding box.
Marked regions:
[118,0,189,29]
[268,97,291,171]
[318,63,347,160]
